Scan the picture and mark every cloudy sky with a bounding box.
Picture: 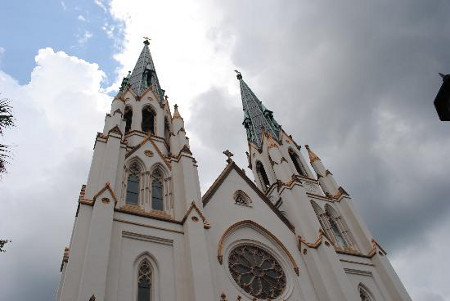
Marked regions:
[1,0,449,300]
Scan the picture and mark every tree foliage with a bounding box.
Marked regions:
[0,240,9,252]
[0,97,14,174]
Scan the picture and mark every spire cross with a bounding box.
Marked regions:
[223,149,234,163]
[143,36,151,45]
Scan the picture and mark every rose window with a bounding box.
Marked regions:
[228,245,286,299]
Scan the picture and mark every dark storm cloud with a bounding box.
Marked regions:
[186,0,450,261]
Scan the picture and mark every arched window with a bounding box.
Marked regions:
[137,259,152,301]
[142,107,155,134]
[151,168,164,211]
[359,284,374,301]
[256,161,270,189]
[311,201,335,242]
[233,190,252,207]
[124,106,133,134]
[126,162,141,205]
[325,204,356,249]
[289,149,306,176]
[164,117,171,152]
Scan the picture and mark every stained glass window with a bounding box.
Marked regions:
[228,245,286,299]
[137,259,152,301]
[151,168,163,211]
[126,163,140,205]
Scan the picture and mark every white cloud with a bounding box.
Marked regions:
[60,1,66,10]
[107,0,237,113]
[0,48,110,300]
[77,15,86,22]
[77,30,93,45]
[94,0,107,12]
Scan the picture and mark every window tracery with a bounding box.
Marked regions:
[137,259,152,301]
[325,204,356,249]
[359,284,374,301]
[126,162,141,205]
[151,168,164,211]
[228,245,286,299]
[233,190,251,207]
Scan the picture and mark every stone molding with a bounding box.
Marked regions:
[217,219,299,276]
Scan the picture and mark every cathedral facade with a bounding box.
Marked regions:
[57,40,411,301]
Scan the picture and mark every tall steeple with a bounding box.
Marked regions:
[236,71,281,147]
[127,40,165,101]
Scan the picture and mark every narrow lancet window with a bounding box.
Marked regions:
[164,117,171,152]
[311,201,335,243]
[289,149,306,176]
[256,161,270,189]
[124,106,133,134]
[126,163,141,205]
[151,168,164,211]
[142,107,155,134]
[325,204,356,249]
[137,259,152,301]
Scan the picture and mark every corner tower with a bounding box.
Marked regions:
[57,41,215,301]
[236,72,411,301]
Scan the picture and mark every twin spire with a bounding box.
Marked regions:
[120,41,281,146]
[121,40,165,102]
[236,71,281,147]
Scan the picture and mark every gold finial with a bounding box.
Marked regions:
[223,149,234,163]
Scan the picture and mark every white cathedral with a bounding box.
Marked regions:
[56,40,411,301]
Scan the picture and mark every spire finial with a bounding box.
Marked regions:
[234,70,242,80]
[143,36,151,45]
[223,149,234,163]
[305,145,320,163]
[173,104,182,119]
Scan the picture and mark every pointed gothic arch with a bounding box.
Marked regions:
[133,252,160,301]
[288,148,306,176]
[256,161,270,190]
[150,164,168,211]
[325,204,356,249]
[358,283,375,301]
[164,117,171,152]
[233,190,252,207]
[142,105,156,134]
[137,259,152,301]
[311,200,335,243]
[124,105,133,134]
[125,157,146,206]
[217,220,299,276]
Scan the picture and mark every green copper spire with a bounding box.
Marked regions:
[236,71,281,146]
[126,40,165,101]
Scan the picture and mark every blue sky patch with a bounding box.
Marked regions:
[0,0,123,88]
